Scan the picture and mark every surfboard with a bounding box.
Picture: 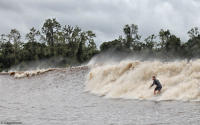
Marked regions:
[150,93,162,101]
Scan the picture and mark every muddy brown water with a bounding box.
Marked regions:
[0,69,200,125]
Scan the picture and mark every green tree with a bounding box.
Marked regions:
[62,25,81,57]
[188,27,200,39]
[42,18,61,56]
[26,27,41,43]
[7,29,22,65]
[100,39,122,51]
[0,41,15,70]
[123,24,141,50]
[165,35,181,53]
[184,27,200,58]
[159,29,171,48]
[42,18,61,46]
[144,34,156,50]
[84,31,98,60]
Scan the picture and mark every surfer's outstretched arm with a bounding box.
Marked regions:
[149,83,154,88]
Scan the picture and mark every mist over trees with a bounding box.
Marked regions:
[0,18,200,71]
[100,24,200,59]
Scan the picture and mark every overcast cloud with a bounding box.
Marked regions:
[0,0,200,46]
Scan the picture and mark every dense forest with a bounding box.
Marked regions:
[0,18,200,71]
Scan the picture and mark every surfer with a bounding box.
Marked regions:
[149,76,162,95]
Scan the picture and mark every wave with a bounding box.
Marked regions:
[9,68,58,78]
[85,60,200,101]
[0,65,89,78]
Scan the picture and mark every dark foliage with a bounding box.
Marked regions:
[0,18,99,71]
[0,20,200,71]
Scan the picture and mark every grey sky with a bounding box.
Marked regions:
[0,0,200,46]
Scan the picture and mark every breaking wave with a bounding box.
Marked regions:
[86,60,200,101]
[0,66,88,78]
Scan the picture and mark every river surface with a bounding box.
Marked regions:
[0,69,200,125]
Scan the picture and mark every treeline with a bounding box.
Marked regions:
[100,24,200,59]
[1,18,200,71]
[0,19,99,71]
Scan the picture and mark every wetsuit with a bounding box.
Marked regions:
[151,79,162,91]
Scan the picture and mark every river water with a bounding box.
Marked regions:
[0,68,200,125]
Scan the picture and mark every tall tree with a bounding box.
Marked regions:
[159,29,171,48]
[42,18,61,46]
[185,27,200,58]
[188,27,200,39]
[26,27,41,43]
[7,29,22,64]
[165,35,181,52]
[123,24,141,50]
[144,34,156,50]
[0,34,7,43]
[63,25,82,57]
[41,18,61,56]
